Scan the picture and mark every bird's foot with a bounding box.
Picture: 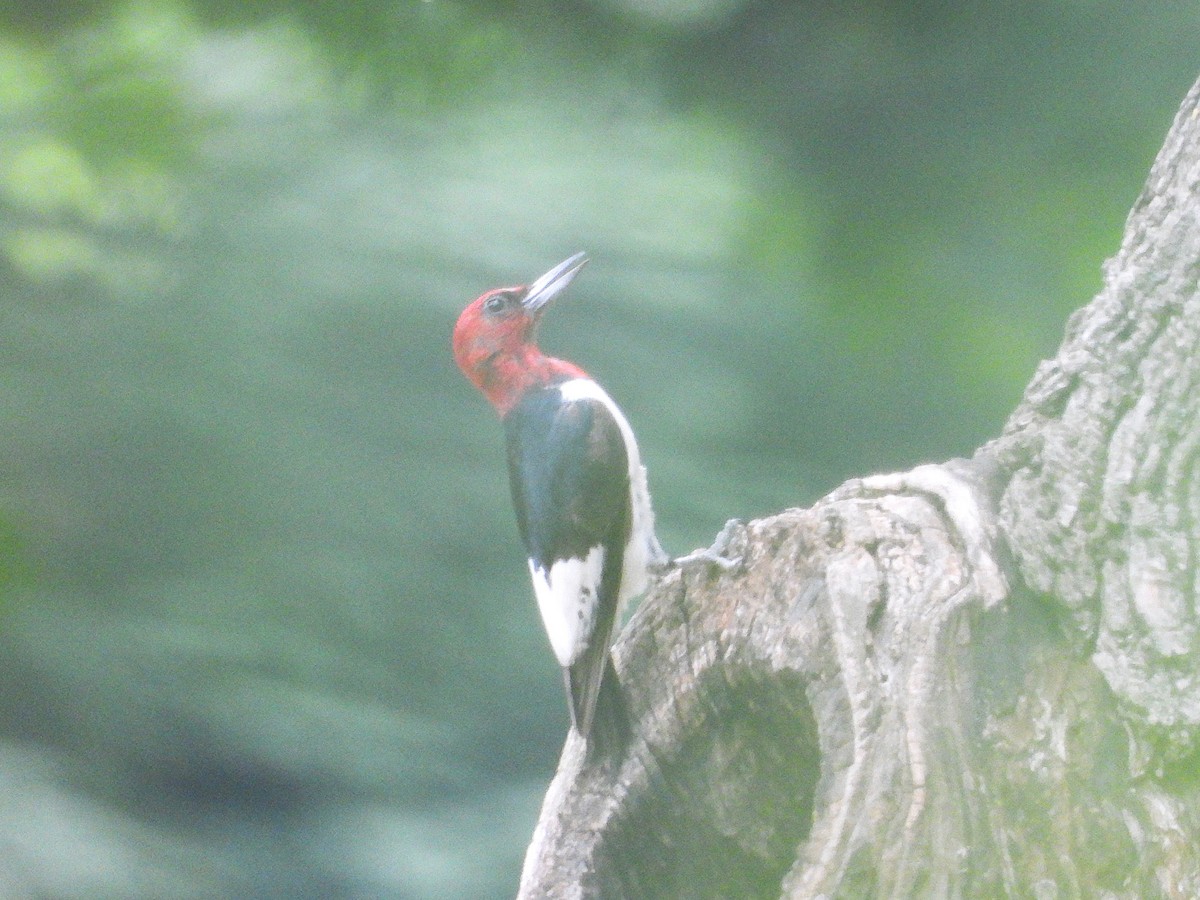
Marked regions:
[672,518,744,572]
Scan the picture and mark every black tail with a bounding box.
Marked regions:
[564,655,630,762]
[586,658,630,761]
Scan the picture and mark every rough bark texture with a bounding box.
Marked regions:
[518,76,1200,899]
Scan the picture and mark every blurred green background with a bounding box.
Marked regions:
[0,1,1194,896]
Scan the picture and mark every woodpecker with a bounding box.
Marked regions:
[452,251,676,752]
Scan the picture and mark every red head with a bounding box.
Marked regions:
[453,252,589,415]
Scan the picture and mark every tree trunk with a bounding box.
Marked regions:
[518,75,1200,899]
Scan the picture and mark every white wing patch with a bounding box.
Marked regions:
[529,546,604,667]
[557,378,610,405]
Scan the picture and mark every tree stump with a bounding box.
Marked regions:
[518,75,1200,899]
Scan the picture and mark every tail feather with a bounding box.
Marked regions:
[564,654,630,760]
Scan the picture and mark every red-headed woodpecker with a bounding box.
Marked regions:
[452,252,666,750]
[452,253,738,752]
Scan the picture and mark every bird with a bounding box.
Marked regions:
[452,252,737,754]
[452,252,660,752]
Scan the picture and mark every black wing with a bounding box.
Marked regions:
[504,384,631,741]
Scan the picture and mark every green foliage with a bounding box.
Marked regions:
[0,3,197,284]
[0,514,35,612]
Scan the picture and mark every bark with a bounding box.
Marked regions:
[518,76,1200,899]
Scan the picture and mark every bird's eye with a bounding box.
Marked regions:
[483,294,509,315]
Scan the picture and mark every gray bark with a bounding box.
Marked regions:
[518,75,1200,899]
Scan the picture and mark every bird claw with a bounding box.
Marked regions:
[673,518,744,572]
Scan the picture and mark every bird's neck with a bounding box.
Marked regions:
[479,345,587,416]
